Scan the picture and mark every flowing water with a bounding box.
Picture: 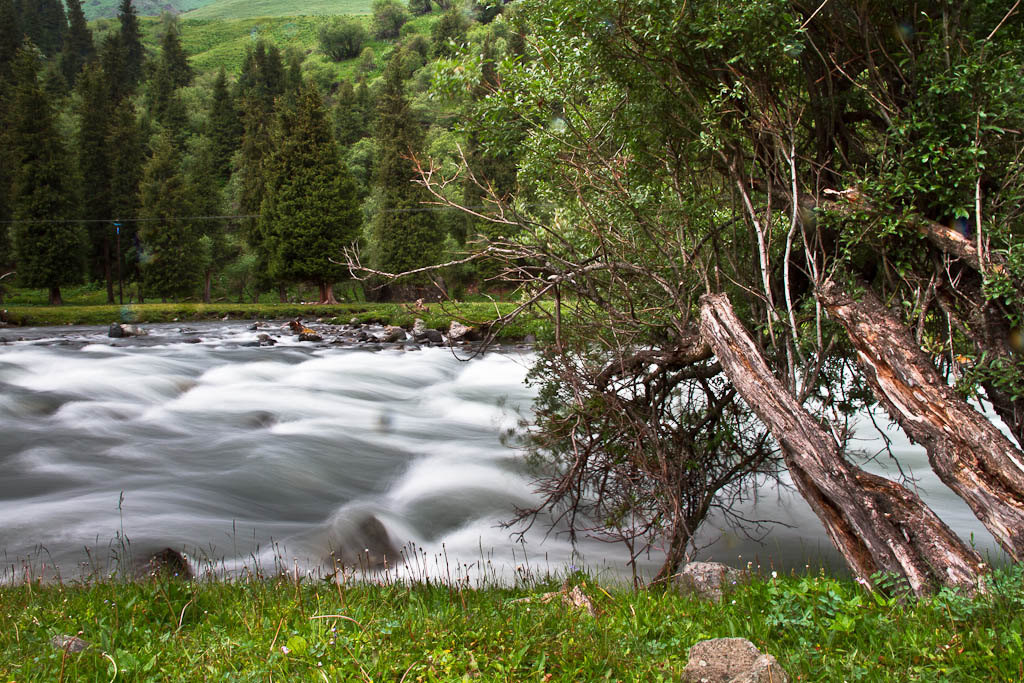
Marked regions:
[0,322,1004,584]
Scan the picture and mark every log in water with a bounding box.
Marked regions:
[0,322,1002,583]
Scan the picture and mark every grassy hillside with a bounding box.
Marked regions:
[187,0,373,20]
[83,0,217,21]
[177,12,438,76]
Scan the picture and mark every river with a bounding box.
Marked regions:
[0,321,1003,584]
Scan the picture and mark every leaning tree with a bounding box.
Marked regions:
[399,0,1024,593]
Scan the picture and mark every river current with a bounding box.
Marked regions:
[0,321,1002,584]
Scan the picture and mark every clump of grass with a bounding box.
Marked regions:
[2,560,1022,681]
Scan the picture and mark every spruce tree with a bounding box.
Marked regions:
[17,0,66,57]
[260,84,359,304]
[183,136,226,303]
[9,45,84,305]
[0,0,20,82]
[371,54,441,299]
[138,133,201,300]
[117,0,144,89]
[107,101,144,292]
[235,100,275,294]
[159,23,192,89]
[60,0,93,87]
[76,62,116,301]
[207,68,242,181]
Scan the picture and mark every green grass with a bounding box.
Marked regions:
[83,0,218,21]
[1,566,1022,681]
[0,285,548,339]
[187,0,373,20]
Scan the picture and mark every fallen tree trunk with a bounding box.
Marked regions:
[699,293,984,594]
[820,280,1024,561]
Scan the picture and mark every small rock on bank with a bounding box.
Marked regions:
[681,637,789,683]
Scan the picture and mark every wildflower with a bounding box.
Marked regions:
[771,571,778,579]
[281,646,290,654]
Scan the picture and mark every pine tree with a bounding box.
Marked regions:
[117,0,144,89]
[107,101,144,294]
[261,85,359,304]
[9,45,84,305]
[207,68,242,181]
[333,79,366,148]
[0,0,20,82]
[138,133,201,300]
[60,0,93,87]
[370,54,441,299]
[159,23,192,89]
[235,99,275,294]
[236,40,285,112]
[16,0,66,57]
[76,62,117,301]
[183,136,226,303]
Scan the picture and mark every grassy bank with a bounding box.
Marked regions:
[1,299,547,340]
[1,567,1022,681]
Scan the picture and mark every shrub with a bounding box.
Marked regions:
[319,17,368,62]
[371,0,410,40]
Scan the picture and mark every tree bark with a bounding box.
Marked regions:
[699,292,984,594]
[48,286,63,306]
[323,281,339,305]
[819,280,1024,561]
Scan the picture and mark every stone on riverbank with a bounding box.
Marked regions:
[674,561,748,601]
[681,637,789,683]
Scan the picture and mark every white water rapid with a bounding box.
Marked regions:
[0,322,1003,584]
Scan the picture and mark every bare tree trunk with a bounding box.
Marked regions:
[819,280,1024,561]
[699,292,984,594]
[323,281,339,305]
[48,286,63,306]
[203,270,212,304]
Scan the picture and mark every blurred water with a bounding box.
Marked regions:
[0,322,1004,584]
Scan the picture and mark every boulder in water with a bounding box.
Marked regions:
[383,326,407,343]
[325,514,400,571]
[109,322,147,338]
[141,547,193,580]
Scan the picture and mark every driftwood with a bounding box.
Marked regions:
[820,280,1024,561]
[699,292,984,594]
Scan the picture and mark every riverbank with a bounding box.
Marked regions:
[2,567,1021,681]
[0,300,548,341]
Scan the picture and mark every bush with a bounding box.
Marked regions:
[408,0,432,16]
[319,17,368,62]
[372,0,410,40]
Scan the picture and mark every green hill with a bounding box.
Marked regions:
[83,0,218,21]
[84,0,372,21]
[186,0,373,20]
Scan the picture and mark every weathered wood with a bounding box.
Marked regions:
[699,292,984,594]
[820,280,1024,561]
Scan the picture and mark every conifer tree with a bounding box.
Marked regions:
[0,0,20,81]
[138,133,201,300]
[117,0,144,89]
[183,136,226,303]
[370,54,441,298]
[60,0,93,87]
[17,0,66,57]
[260,84,359,304]
[107,101,144,292]
[9,45,84,305]
[207,68,242,181]
[76,62,117,301]
[159,23,192,89]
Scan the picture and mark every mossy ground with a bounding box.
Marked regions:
[1,565,1022,681]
